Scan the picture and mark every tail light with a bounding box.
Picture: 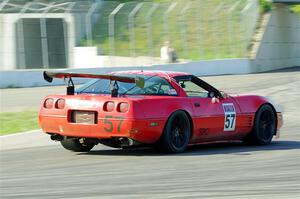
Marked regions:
[44,98,54,109]
[118,102,129,113]
[55,99,65,109]
[104,101,115,112]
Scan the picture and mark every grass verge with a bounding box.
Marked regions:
[0,111,39,136]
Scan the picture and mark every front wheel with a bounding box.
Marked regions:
[60,138,95,152]
[244,104,276,145]
[155,110,191,153]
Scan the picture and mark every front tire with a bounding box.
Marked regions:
[156,110,191,153]
[60,138,95,152]
[244,104,276,145]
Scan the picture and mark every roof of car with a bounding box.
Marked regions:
[111,70,191,79]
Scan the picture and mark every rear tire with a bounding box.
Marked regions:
[60,138,95,152]
[244,104,276,145]
[155,110,191,153]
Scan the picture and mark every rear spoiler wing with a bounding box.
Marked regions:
[43,71,145,96]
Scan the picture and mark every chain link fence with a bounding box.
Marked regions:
[0,0,259,69]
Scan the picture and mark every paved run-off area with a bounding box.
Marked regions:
[0,68,299,198]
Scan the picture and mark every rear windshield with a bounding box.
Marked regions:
[76,75,177,96]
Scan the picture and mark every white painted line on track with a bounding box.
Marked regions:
[0,129,58,151]
[0,129,41,138]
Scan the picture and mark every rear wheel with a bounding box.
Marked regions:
[60,138,95,152]
[244,104,276,145]
[156,110,191,153]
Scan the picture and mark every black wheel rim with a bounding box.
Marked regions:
[258,110,275,142]
[170,115,189,149]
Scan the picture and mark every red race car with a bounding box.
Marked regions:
[39,70,283,153]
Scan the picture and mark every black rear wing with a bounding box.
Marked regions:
[43,71,145,97]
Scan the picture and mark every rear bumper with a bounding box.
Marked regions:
[39,114,165,144]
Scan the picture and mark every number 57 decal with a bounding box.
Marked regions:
[104,115,124,133]
[222,103,236,131]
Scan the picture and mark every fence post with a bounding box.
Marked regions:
[86,2,99,46]
[145,3,159,61]
[227,1,241,57]
[246,0,259,49]
[40,18,49,69]
[64,2,76,68]
[0,0,9,11]
[40,3,54,69]
[128,2,144,58]
[163,2,177,39]
[212,2,225,59]
[65,2,75,13]
[108,3,125,56]
[241,0,253,57]
[16,2,32,69]
[195,2,203,60]
[16,19,25,69]
[179,2,191,58]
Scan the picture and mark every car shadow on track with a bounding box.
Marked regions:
[262,66,300,73]
[78,140,300,157]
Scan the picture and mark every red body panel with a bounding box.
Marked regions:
[39,71,283,144]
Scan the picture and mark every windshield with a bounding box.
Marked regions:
[76,74,177,96]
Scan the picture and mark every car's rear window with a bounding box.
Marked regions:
[76,75,177,96]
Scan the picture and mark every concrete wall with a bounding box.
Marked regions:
[252,6,300,72]
[0,13,75,70]
[0,14,16,70]
[73,47,166,68]
[0,58,251,88]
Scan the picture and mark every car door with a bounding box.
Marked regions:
[191,96,242,142]
[176,76,240,143]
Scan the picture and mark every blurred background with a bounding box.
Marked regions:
[0,0,299,134]
[0,0,261,70]
[0,0,299,72]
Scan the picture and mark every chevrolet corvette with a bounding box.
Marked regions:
[39,70,283,153]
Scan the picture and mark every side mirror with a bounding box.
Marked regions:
[180,82,186,88]
[220,91,229,99]
[211,97,220,104]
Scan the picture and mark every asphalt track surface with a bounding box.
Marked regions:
[1,68,300,198]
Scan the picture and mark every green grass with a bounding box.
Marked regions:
[0,111,39,135]
[291,5,300,16]
[259,0,272,13]
[80,0,252,60]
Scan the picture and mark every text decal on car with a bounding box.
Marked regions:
[222,103,236,131]
[104,115,125,133]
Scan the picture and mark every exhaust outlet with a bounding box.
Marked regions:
[50,134,63,141]
[118,138,134,147]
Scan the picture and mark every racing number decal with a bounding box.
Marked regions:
[116,116,124,132]
[104,115,113,132]
[104,115,124,133]
[225,114,236,129]
[222,103,236,131]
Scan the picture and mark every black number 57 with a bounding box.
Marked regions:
[225,114,235,129]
